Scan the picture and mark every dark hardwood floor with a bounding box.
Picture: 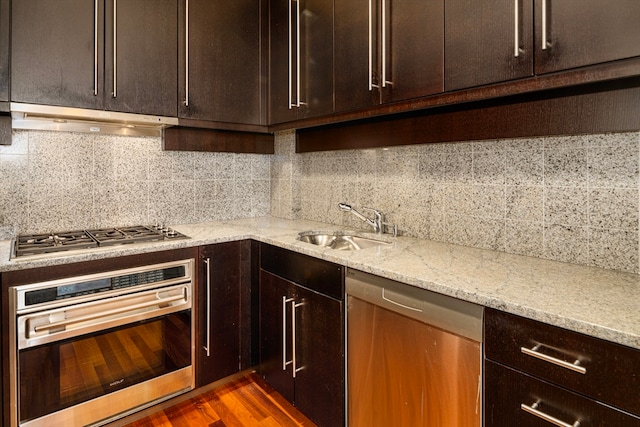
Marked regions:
[117,372,317,427]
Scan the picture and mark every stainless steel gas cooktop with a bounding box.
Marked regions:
[13,225,189,258]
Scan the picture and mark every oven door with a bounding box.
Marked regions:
[13,283,194,427]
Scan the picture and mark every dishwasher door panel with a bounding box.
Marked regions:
[347,295,481,427]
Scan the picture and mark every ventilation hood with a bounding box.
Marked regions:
[10,103,179,137]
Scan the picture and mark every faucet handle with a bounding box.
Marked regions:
[382,222,398,237]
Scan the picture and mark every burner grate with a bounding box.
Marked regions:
[13,226,188,258]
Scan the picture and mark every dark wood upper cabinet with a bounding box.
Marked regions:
[11,0,105,110]
[0,0,9,103]
[268,0,334,124]
[179,0,263,125]
[104,0,178,117]
[335,0,444,113]
[445,0,534,91]
[534,0,640,75]
[446,0,640,91]
[11,0,177,116]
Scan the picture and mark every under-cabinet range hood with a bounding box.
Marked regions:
[10,103,179,137]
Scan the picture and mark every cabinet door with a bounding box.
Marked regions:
[485,361,640,426]
[268,0,297,124]
[381,0,444,103]
[336,0,444,111]
[293,285,344,427]
[197,241,245,387]
[0,0,9,102]
[334,0,380,112]
[11,0,105,109]
[104,0,177,117]
[179,0,262,124]
[269,0,334,124]
[534,0,640,74]
[259,270,295,402]
[445,0,534,91]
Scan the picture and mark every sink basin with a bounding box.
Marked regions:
[297,231,391,251]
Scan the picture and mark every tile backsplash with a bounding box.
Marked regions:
[2,127,639,274]
[271,130,640,274]
[0,130,271,236]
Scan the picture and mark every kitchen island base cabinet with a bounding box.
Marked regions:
[197,241,252,388]
[258,244,344,427]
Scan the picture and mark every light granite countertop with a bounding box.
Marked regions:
[1,217,638,351]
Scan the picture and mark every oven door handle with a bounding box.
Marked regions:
[33,292,186,333]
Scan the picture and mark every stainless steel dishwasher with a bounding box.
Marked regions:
[346,268,484,426]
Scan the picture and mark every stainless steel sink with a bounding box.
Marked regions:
[297,231,391,251]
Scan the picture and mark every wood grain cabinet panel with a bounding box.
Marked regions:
[11,0,105,110]
[484,308,640,424]
[0,0,9,103]
[268,0,334,124]
[180,0,263,125]
[485,360,640,427]
[534,0,640,75]
[196,241,252,387]
[259,244,344,427]
[445,0,534,91]
[11,0,177,116]
[335,0,444,112]
[104,0,178,117]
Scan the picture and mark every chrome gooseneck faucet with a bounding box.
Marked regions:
[338,203,397,236]
[338,203,383,233]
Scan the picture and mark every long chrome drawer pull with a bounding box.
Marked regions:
[521,344,586,374]
[521,401,581,427]
[541,0,549,50]
[94,0,99,96]
[203,258,211,357]
[33,293,186,333]
[282,297,294,370]
[292,300,304,378]
[514,0,519,57]
[185,0,190,106]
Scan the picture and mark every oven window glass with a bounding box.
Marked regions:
[18,310,191,423]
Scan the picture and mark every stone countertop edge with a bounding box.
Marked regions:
[0,217,638,351]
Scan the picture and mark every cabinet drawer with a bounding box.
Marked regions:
[260,244,344,300]
[485,360,640,426]
[485,308,640,415]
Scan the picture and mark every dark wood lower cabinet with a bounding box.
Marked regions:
[196,241,252,387]
[484,308,640,426]
[259,244,344,427]
[485,361,640,426]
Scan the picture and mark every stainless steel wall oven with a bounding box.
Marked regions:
[8,258,195,427]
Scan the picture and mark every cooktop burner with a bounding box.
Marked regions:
[13,225,189,258]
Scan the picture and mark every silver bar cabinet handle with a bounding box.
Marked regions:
[368,0,377,90]
[295,0,304,106]
[203,258,211,356]
[291,300,304,378]
[514,0,520,57]
[381,0,391,87]
[288,0,294,109]
[541,0,548,50]
[112,0,117,98]
[94,0,99,96]
[521,344,586,374]
[185,0,190,106]
[521,402,581,427]
[282,297,294,370]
